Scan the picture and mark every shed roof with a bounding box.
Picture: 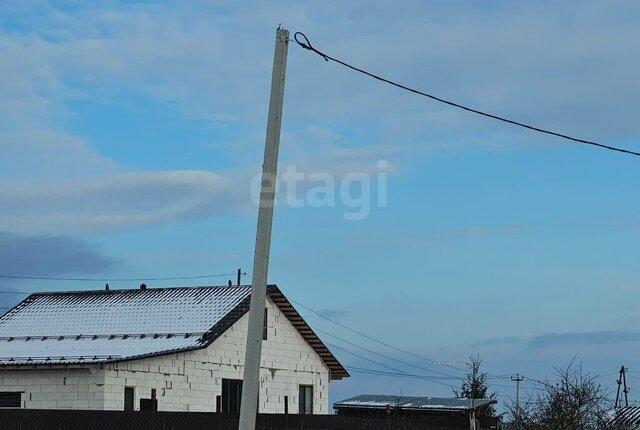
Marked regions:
[609,406,640,427]
[0,285,348,380]
[334,395,497,412]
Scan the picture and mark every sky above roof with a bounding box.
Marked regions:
[1,0,640,410]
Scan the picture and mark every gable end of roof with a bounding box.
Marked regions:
[267,285,349,381]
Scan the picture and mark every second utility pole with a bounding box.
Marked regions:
[238,26,289,430]
[511,374,524,420]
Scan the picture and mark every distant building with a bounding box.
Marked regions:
[0,285,348,412]
[334,394,499,429]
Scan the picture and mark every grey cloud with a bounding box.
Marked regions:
[0,233,116,277]
[473,331,640,351]
[472,337,521,348]
[528,331,640,349]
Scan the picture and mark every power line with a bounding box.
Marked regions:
[0,273,237,282]
[289,296,466,373]
[345,364,528,392]
[290,293,542,390]
[311,322,530,391]
[293,32,640,158]
[342,364,523,400]
[347,366,459,381]
[312,325,462,379]
[326,341,453,388]
[0,271,241,296]
[326,341,413,375]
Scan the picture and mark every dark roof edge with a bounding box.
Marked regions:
[0,295,32,318]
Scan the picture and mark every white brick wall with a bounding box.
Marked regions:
[0,367,105,410]
[0,297,332,414]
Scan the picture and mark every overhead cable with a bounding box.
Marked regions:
[294,32,640,158]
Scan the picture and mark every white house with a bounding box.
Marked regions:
[0,284,348,412]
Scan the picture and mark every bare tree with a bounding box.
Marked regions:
[506,364,624,430]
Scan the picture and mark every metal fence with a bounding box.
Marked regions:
[0,410,463,430]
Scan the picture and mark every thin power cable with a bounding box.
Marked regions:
[324,335,525,391]
[346,365,526,392]
[288,296,466,373]
[348,366,421,379]
[312,325,461,379]
[293,32,640,158]
[0,273,237,282]
[326,341,452,388]
[347,366,458,381]
[346,365,522,397]
[345,366,529,398]
[326,341,412,375]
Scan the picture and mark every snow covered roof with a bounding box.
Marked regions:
[0,285,348,379]
[334,395,497,412]
[609,406,640,428]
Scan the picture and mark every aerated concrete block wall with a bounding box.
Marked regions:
[0,367,106,409]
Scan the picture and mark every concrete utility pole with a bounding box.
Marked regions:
[511,374,524,420]
[615,365,629,409]
[238,26,289,430]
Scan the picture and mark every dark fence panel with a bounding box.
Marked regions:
[0,410,462,430]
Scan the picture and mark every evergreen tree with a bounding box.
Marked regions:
[453,354,498,416]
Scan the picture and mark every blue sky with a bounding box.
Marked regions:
[2,0,640,410]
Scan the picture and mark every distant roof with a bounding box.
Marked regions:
[610,406,640,427]
[0,285,348,379]
[334,395,497,412]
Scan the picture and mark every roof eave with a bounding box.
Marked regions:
[267,285,349,380]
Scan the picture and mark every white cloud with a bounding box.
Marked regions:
[0,156,394,235]
[0,170,240,234]
[0,130,116,178]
